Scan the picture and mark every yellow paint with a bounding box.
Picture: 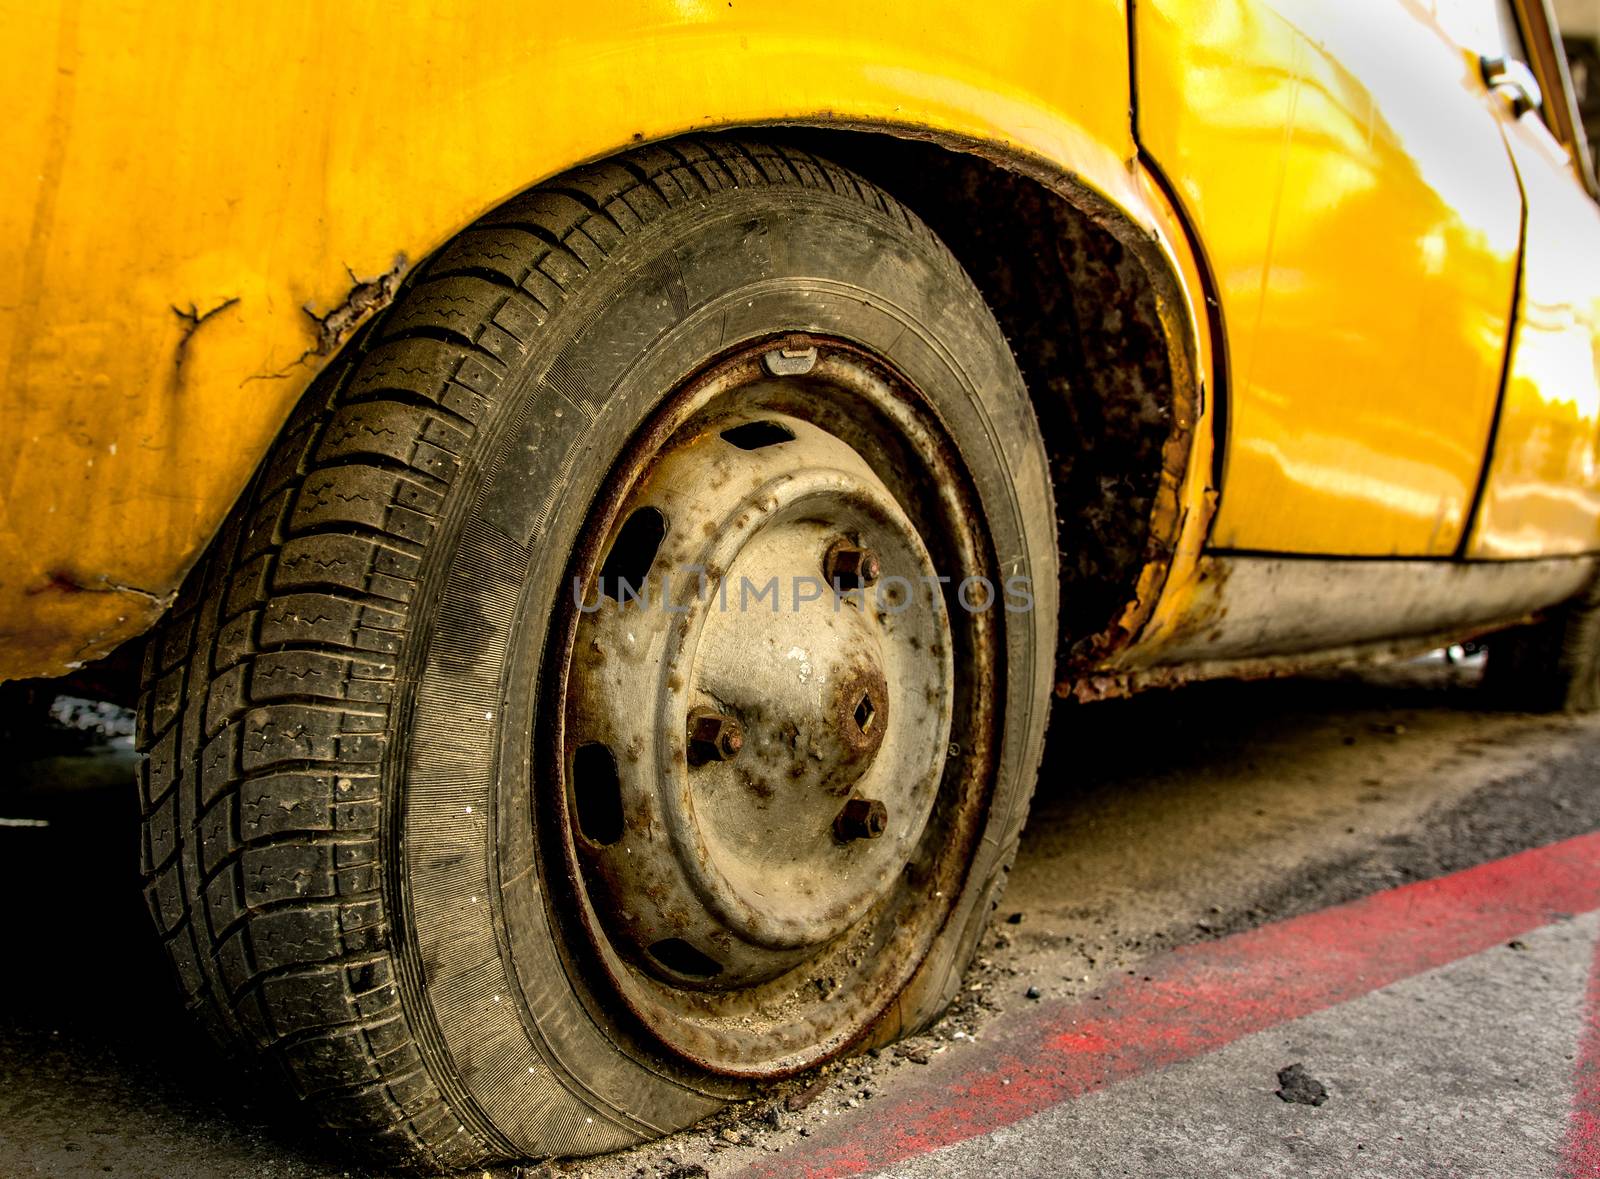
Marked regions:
[1137,0,1525,555]
[1468,110,1600,558]
[7,0,1600,683]
[0,0,1145,678]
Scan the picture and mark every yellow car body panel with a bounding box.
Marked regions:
[1137,0,1525,556]
[1,0,1155,679]
[1468,110,1600,558]
[4,0,1599,685]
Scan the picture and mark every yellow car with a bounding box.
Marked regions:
[5,0,1599,1168]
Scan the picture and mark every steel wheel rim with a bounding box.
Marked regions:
[544,336,1002,1076]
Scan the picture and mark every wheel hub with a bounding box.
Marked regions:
[565,407,955,989]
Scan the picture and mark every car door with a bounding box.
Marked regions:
[1135,0,1524,555]
[1450,0,1600,558]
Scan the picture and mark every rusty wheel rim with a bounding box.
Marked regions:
[546,336,1000,1077]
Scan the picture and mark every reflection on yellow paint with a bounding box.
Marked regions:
[1470,115,1600,558]
[1140,0,1523,555]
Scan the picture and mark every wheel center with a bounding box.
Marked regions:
[695,518,890,807]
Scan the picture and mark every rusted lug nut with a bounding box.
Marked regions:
[687,710,744,765]
[833,796,889,842]
[824,543,882,591]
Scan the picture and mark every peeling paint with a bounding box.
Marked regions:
[249,255,408,384]
[304,255,407,355]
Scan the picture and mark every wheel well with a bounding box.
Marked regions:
[744,128,1184,668]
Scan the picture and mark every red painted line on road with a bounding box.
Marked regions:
[1564,925,1600,1179]
[745,831,1600,1179]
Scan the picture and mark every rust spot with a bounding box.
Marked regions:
[27,570,93,595]
[305,257,406,356]
[249,256,407,383]
[1056,672,1134,703]
[739,767,776,801]
[831,663,888,767]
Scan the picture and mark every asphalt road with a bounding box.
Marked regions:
[3,658,1599,1178]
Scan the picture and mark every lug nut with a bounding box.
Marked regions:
[834,796,888,842]
[824,542,881,590]
[687,710,744,765]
